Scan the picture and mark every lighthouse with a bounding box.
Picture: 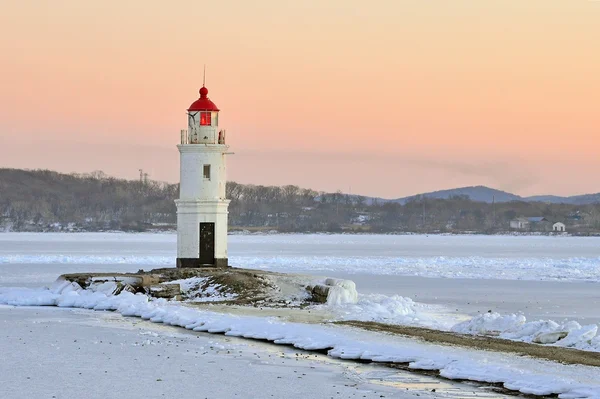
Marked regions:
[175,84,230,268]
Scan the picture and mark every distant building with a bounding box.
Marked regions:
[527,217,548,223]
[553,222,566,232]
[567,213,582,221]
[510,217,530,230]
[351,212,372,225]
[529,217,552,232]
[510,217,550,231]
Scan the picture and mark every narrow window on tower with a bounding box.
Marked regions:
[200,112,212,126]
[203,164,211,180]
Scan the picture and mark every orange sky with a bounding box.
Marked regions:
[1,0,599,198]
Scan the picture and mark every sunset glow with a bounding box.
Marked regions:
[1,0,599,198]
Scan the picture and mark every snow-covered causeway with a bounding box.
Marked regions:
[3,280,600,398]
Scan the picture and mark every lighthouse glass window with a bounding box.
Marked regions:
[200,112,212,126]
[203,165,211,180]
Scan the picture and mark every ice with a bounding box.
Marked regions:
[451,311,600,351]
[0,254,173,266]
[2,285,600,398]
[324,278,358,305]
[3,253,600,282]
[3,232,600,397]
[326,292,600,351]
[452,312,528,336]
[329,293,459,330]
[2,232,600,282]
[1,307,407,399]
[0,286,59,306]
[555,324,598,348]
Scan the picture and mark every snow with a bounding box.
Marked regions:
[2,232,600,282]
[329,293,460,330]
[324,292,600,352]
[326,272,600,327]
[166,276,207,292]
[452,312,527,336]
[4,253,600,282]
[0,307,409,399]
[3,232,600,397]
[323,278,358,305]
[2,283,600,398]
[231,233,600,282]
[2,232,600,352]
[452,312,600,351]
[166,277,238,302]
[0,254,173,265]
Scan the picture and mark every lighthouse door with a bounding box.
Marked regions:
[199,223,215,265]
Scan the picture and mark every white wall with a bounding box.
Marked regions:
[178,145,228,200]
[176,200,230,259]
[510,220,528,229]
[176,143,230,261]
[553,223,566,232]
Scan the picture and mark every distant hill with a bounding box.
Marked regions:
[395,186,521,204]
[1,168,599,233]
[525,193,600,205]
[524,195,568,203]
[390,185,600,205]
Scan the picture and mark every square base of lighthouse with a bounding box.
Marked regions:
[175,199,230,269]
[176,258,228,268]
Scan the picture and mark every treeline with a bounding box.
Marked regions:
[1,168,599,234]
[0,169,176,231]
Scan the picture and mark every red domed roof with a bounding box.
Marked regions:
[188,86,220,112]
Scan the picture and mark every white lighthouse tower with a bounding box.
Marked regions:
[175,84,230,268]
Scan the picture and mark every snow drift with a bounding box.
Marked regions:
[452,312,600,351]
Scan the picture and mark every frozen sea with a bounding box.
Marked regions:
[2,232,600,398]
[1,232,599,324]
[2,233,600,282]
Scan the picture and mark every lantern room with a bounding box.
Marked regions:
[184,86,223,144]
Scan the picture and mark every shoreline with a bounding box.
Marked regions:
[2,229,599,237]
